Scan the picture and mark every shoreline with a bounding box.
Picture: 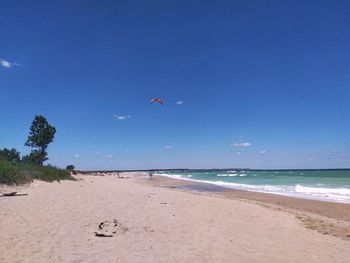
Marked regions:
[152,172,350,205]
[145,174,350,222]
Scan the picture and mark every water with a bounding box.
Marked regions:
[155,170,350,204]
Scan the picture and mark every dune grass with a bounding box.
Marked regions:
[0,161,31,185]
[0,160,75,185]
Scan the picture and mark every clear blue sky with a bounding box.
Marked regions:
[1,0,349,170]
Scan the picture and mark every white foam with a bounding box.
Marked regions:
[209,182,350,203]
[295,184,350,195]
[217,173,239,177]
[156,173,184,179]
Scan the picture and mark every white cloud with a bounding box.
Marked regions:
[1,59,11,68]
[232,142,252,148]
[259,150,267,154]
[74,154,80,158]
[113,115,131,120]
[176,101,184,105]
[236,152,241,155]
[96,151,101,154]
[165,145,175,149]
[0,59,19,68]
[105,154,113,158]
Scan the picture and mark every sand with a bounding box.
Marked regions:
[0,172,349,263]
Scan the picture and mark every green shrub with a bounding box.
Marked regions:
[21,151,45,165]
[0,148,21,162]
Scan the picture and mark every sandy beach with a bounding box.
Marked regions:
[1,172,349,263]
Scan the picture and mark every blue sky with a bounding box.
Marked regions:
[1,0,349,170]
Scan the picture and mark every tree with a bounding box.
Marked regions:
[21,151,46,165]
[0,148,21,162]
[66,165,75,170]
[25,115,56,166]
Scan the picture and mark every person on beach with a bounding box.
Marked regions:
[149,172,153,178]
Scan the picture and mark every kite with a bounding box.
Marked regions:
[150,97,164,105]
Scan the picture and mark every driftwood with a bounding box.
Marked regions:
[0,192,28,197]
[4,192,17,196]
[94,232,113,237]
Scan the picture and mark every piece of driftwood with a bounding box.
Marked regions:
[0,192,28,197]
[95,233,112,237]
[4,192,17,196]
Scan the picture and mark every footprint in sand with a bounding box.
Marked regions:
[144,226,154,233]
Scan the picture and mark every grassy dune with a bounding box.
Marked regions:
[0,160,75,185]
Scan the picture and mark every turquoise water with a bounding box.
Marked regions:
[155,170,350,203]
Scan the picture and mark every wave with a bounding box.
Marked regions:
[217,173,247,177]
[155,173,350,204]
[155,173,184,179]
[217,173,238,177]
[295,185,350,196]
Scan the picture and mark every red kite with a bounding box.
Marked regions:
[150,97,164,105]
